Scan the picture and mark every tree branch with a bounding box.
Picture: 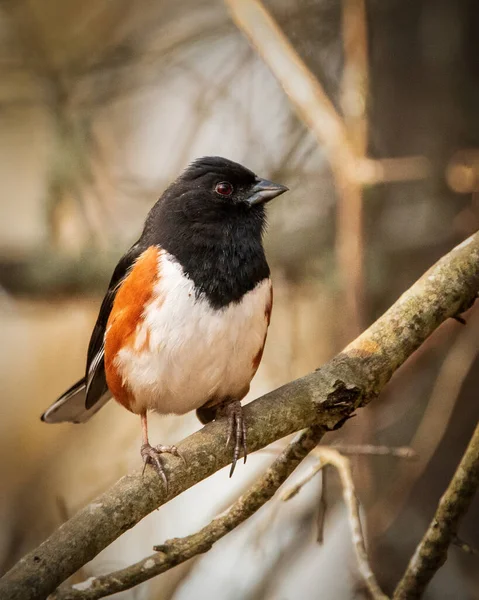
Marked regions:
[393,421,479,599]
[0,252,119,296]
[323,445,416,459]
[284,447,388,600]
[1,232,478,600]
[452,535,479,557]
[51,426,324,599]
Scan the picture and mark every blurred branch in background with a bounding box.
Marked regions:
[283,447,388,600]
[446,149,479,196]
[393,421,479,600]
[0,251,118,296]
[370,305,479,538]
[0,0,116,248]
[336,0,368,340]
[1,230,478,600]
[0,0,236,257]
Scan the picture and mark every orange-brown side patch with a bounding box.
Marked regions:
[104,246,161,411]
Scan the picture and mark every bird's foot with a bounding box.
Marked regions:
[140,443,185,490]
[225,400,247,477]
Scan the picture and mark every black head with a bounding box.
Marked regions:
[178,156,288,208]
[141,157,288,308]
[147,156,288,227]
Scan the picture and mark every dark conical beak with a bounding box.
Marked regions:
[246,178,289,206]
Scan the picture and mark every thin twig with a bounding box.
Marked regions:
[283,448,388,600]
[261,443,416,459]
[317,466,329,544]
[322,449,387,600]
[52,426,325,600]
[280,443,416,546]
[393,422,479,599]
[451,535,479,556]
[322,445,416,459]
[281,461,327,502]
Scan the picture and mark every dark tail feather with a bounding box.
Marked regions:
[41,378,110,424]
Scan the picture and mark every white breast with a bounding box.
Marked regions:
[114,252,271,415]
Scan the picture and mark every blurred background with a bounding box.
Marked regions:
[1,0,478,598]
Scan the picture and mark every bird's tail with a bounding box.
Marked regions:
[41,378,110,424]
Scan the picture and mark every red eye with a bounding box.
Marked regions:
[215,181,234,196]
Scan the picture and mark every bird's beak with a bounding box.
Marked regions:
[247,178,289,206]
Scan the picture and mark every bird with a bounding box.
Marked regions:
[41,156,288,484]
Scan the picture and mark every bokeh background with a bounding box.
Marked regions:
[1,0,479,598]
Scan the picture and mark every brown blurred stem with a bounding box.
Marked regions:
[393,421,479,599]
[337,0,369,339]
[1,232,478,600]
[323,444,416,459]
[262,444,416,459]
[317,466,329,544]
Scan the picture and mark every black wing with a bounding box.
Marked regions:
[85,240,145,409]
[41,377,112,423]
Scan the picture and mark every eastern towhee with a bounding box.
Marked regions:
[41,157,288,483]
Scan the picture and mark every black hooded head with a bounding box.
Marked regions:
[141,156,288,308]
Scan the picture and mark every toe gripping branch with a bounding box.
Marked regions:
[141,443,185,492]
[225,400,247,477]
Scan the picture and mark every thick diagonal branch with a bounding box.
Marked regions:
[1,232,478,600]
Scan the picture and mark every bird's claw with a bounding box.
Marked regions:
[141,443,186,491]
[225,401,247,477]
